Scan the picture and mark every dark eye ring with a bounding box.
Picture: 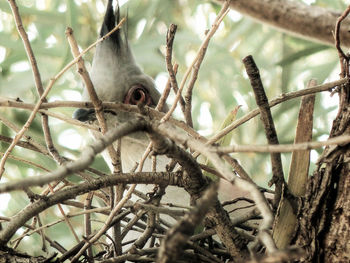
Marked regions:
[124,85,153,106]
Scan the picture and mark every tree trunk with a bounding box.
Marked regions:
[294,82,350,262]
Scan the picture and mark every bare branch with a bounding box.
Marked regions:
[0,14,126,178]
[157,183,219,263]
[334,4,350,77]
[161,1,230,122]
[243,55,285,206]
[0,170,183,246]
[215,0,350,48]
[217,134,350,154]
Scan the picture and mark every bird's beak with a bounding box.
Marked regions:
[73,108,96,122]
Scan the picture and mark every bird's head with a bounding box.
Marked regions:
[73,0,163,123]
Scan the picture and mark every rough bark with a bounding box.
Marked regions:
[215,0,350,48]
[294,82,350,262]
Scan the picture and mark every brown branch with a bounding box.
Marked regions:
[84,192,94,260]
[157,183,219,263]
[71,184,137,262]
[154,121,275,254]
[165,24,186,116]
[0,17,125,179]
[217,134,350,154]
[3,72,345,143]
[6,0,63,171]
[0,118,147,194]
[65,26,122,176]
[0,171,184,246]
[243,55,285,206]
[334,4,350,78]
[183,3,230,127]
[155,63,178,112]
[215,0,350,48]
[161,1,230,122]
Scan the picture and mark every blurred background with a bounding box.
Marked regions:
[0,0,346,255]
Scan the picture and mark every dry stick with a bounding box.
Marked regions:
[0,152,50,172]
[183,3,231,127]
[0,170,181,246]
[136,63,180,175]
[65,27,122,174]
[0,119,148,195]
[217,134,350,153]
[11,206,111,243]
[0,216,67,254]
[1,76,346,138]
[242,55,285,207]
[0,18,126,179]
[157,183,219,263]
[1,73,344,165]
[84,192,94,260]
[334,5,350,78]
[71,184,137,262]
[13,216,37,249]
[73,114,160,261]
[36,216,47,252]
[155,64,178,112]
[165,24,186,117]
[155,121,277,253]
[0,110,107,192]
[7,0,63,165]
[161,1,230,122]
[0,98,99,130]
[47,183,80,243]
[206,77,347,146]
[1,75,344,175]
[147,124,245,259]
[4,73,345,137]
[0,115,49,155]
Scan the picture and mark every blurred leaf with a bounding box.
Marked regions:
[276,44,330,66]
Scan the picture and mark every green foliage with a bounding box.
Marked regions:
[0,0,346,255]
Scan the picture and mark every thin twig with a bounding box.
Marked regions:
[334,4,350,77]
[165,24,186,116]
[0,171,183,245]
[0,17,126,178]
[161,1,230,122]
[3,73,345,141]
[155,63,179,112]
[7,0,62,164]
[184,3,230,127]
[84,192,94,260]
[157,183,219,263]
[217,134,350,153]
[47,184,80,243]
[66,27,122,175]
[155,121,276,253]
[205,77,347,146]
[71,184,137,262]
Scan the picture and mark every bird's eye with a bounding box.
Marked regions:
[124,85,153,106]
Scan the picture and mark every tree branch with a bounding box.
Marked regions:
[215,0,350,48]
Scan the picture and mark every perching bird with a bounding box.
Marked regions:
[73,0,190,204]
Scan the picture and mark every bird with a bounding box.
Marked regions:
[73,0,190,205]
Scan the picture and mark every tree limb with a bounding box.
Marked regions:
[215,0,350,48]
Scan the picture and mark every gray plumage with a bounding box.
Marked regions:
[74,2,189,206]
[73,0,161,122]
